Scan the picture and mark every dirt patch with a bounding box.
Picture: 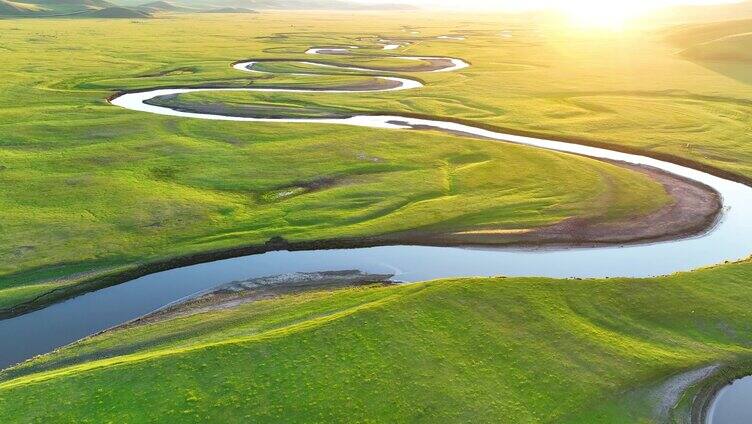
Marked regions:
[310,48,351,55]
[383,161,721,248]
[519,162,721,245]
[146,95,355,120]
[260,176,346,203]
[399,57,456,72]
[649,364,721,422]
[138,66,198,78]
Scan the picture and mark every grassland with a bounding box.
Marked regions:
[667,18,752,85]
[0,12,701,312]
[2,258,752,422]
[0,0,117,16]
[2,10,752,423]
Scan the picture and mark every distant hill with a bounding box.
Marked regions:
[35,0,110,6]
[201,6,256,13]
[0,0,416,14]
[666,17,752,44]
[0,0,119,15]
[667,18,752,61]
[114,0,416,10]
[78,5,149,16]
[346,2,415,10]
[136,0,192,12]
[666,18,752,84]
[0,0,48,14]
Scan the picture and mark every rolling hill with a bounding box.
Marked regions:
[112,0,415,10]
[0,0,48,14]
[78,5,150,16]
[32,0,113,8]
[0,0,177,17]
[136,0,193,12]
[201,6,256,13]
[667,18,752,84]
[0,0,117,15]
[668,18,752,60]
[0,0,415,15]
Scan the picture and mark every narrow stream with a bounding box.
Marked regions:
[2,40,752,370]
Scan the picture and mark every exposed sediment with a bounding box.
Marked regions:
[118,270,395,328]
[395,162,721,247]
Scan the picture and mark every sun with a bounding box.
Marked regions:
[556,0,650,29]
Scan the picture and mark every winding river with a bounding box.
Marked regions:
[2,40,752,376]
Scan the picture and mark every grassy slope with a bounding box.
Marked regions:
[78,6,151,18]
[0,0,47,14]
[0,0,116,15]
[0,14,679,309]
[666,18,752,85]
[2,260,752,422]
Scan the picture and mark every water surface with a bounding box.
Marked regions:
[708,376,752,424]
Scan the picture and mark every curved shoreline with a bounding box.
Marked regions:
[688,362,752,424]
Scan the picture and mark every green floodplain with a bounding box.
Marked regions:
[1,10,752,423]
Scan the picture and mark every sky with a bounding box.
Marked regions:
[363,0,743,27]
[370,0,741,12]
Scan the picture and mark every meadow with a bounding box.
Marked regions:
[2,10,752,422]
[0,12,705,311]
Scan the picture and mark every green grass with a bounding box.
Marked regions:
[1,12,752,423]
[667,18,752,84]
[0,13,690,310]
[2,259,752,422]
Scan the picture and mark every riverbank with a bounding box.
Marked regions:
[116,270,395,330]
[686,361,752,424]
[394,161,721,246]
[0,271,394,377]
[4,260,752,422]
[0,162,721,321]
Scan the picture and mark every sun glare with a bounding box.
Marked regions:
[555,1,653,29]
